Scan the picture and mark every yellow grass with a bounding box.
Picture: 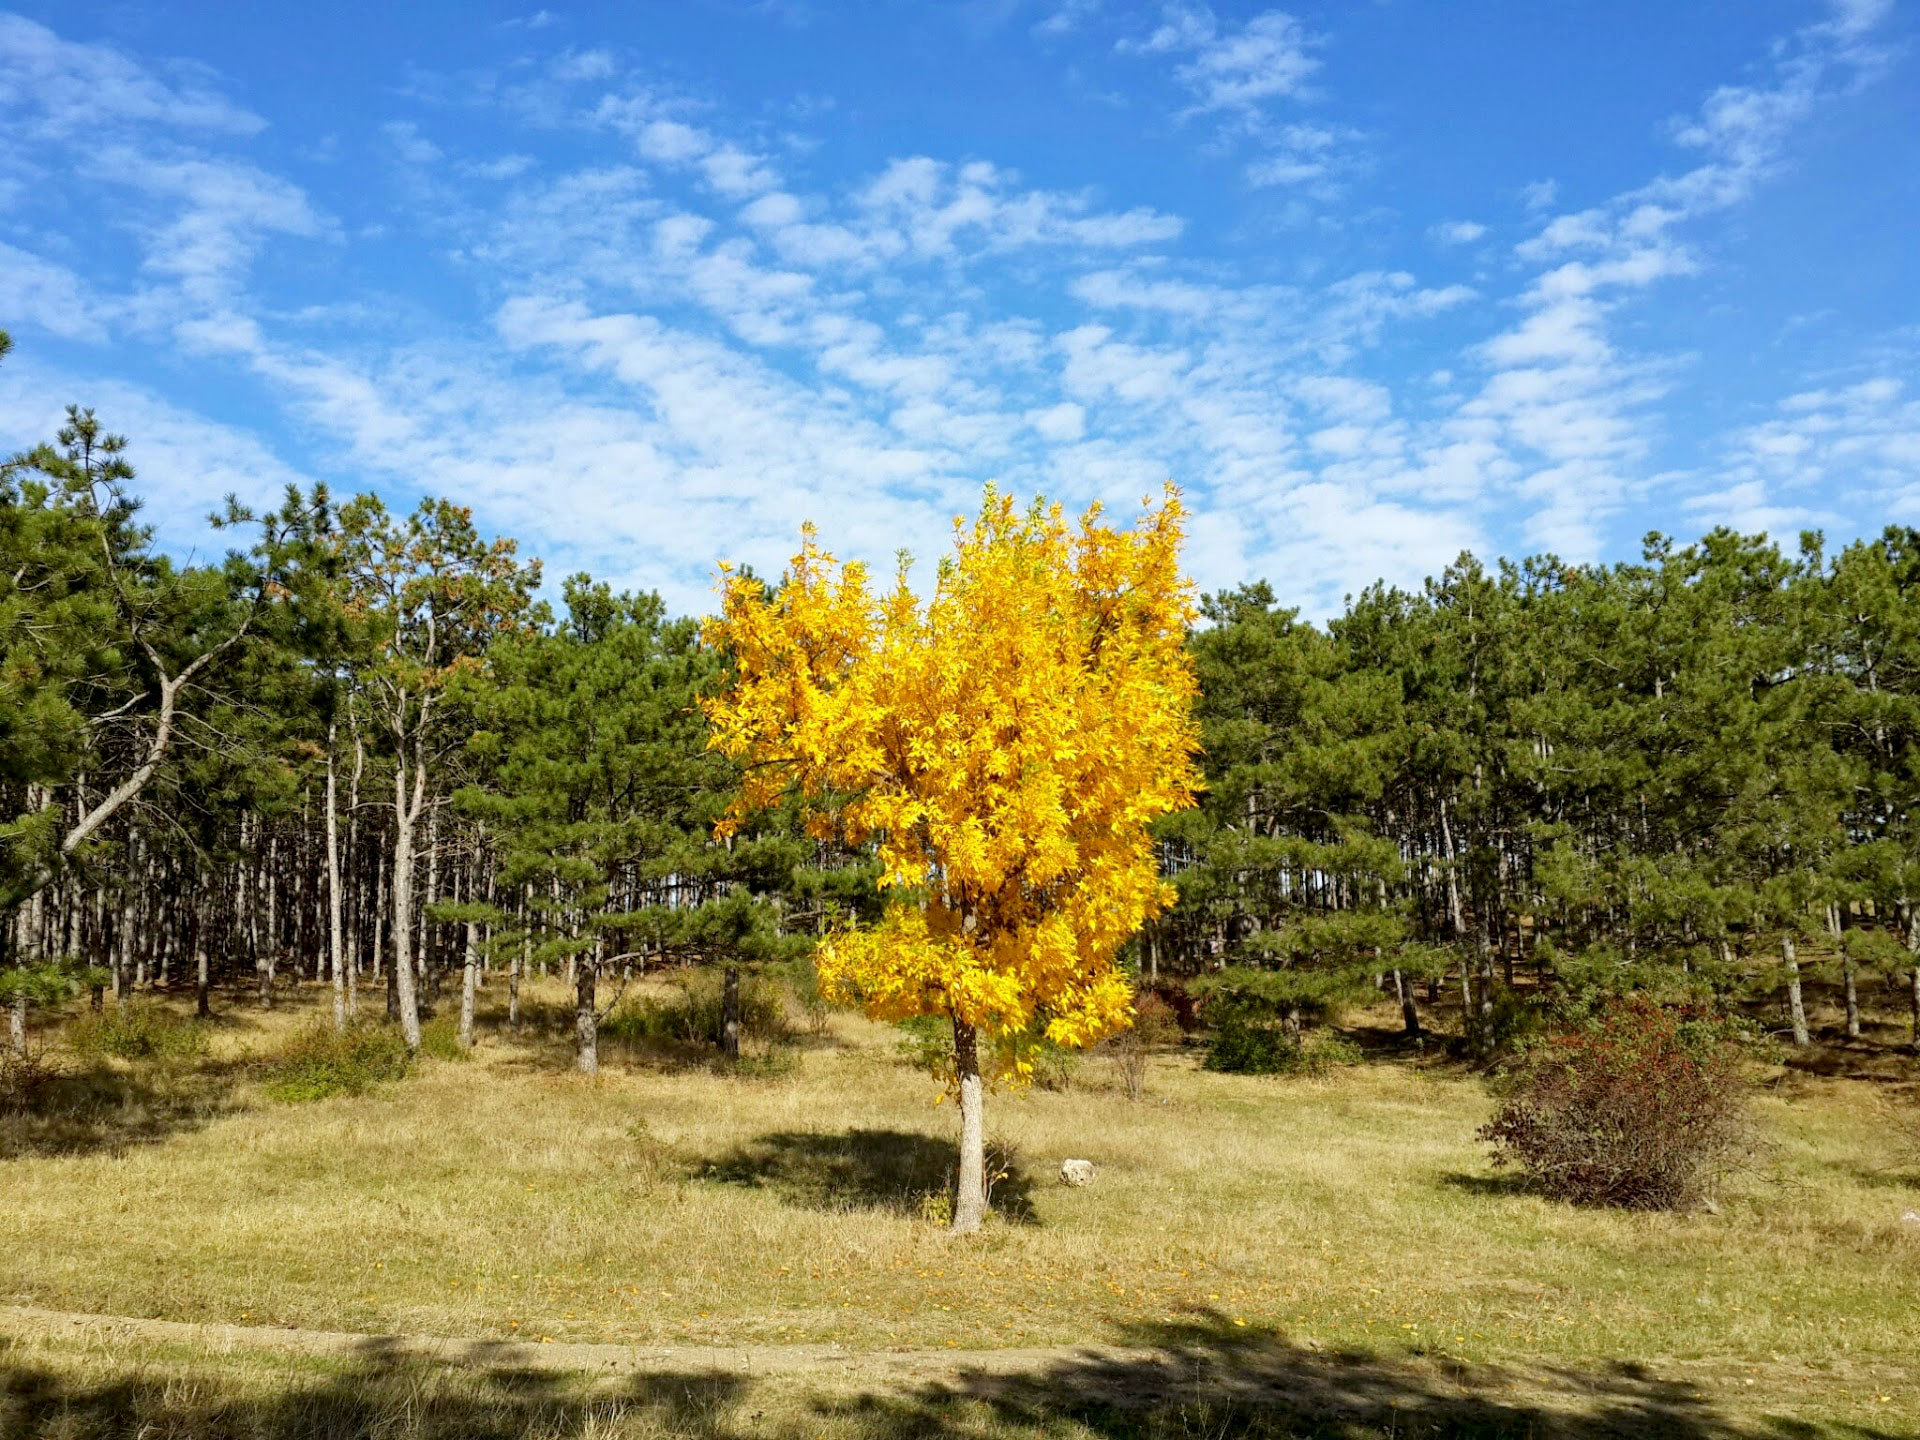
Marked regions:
[2,976,1917,1435]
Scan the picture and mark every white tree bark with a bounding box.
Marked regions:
[326,720,347,1032]
[951,1017,986,1234]
[1783,933,1810,1046]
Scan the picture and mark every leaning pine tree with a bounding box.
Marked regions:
[703,485,1202,1232]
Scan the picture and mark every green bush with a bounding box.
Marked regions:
[420,1014,471,1062]
[66,1003,210,1065]
[605,970,788,1050]
[1206,1018,1362,1076]
[261,1022,412,1103]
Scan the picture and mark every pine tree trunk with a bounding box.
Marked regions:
[326,723,347,1032]
[196,943,210,1018]
[722,964,741,1058]
[1907,904,1919,1054]
[1393,968,1421,1037]
[1783,933,1810,1046]
[8,995,24,1058]
[391,758,424,1052]
[511,927,524,1032]
[1476,941,1495,1053]
[575,955,598,1076]
[951,1017,986,1234]
[1825,903,1858,1040]
[460,918,478,1051]
[262,837,277,1005]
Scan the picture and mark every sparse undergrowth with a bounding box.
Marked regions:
[0,979,1915,1437]
[258,1021,413,1103]
[64,1002,211,1066]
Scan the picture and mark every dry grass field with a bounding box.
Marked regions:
[2,973,1918,1437]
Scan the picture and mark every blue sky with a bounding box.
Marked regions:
[2,1,1916,617]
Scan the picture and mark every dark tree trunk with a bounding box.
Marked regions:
[1392,968,1421,1037]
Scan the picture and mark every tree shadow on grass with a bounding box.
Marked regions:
[698,1127,1039,1223]
[0,1332,753,1440]
[819,1311,1903,1440]
[3,1313,1902,1439]
[0,1059,245,1161]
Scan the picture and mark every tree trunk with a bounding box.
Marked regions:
[326,722,347,1033]
[1841,953,1860,1040]
[1476,940,1495,1053]
[391,757,425,1052]
[575,955,598,1076]
[511,924,525,1032]
[951,1017,986,1234]
[8,995,23,1058]
[1824,902,1858,1041]
[722,964,741,1058]
[1907,904,1919,1054]
[459,918,478,1051]
[1783,933,1810,1046]
[1392,968,1421,1038]
[195,943,210,1018]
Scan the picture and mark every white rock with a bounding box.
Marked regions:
[1901,1209,1920,1229]
[1060,1158,1096,1187]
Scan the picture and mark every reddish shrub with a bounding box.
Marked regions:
[1477,996,1751,1211]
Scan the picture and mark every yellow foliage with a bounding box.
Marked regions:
[703,486,1201,1079]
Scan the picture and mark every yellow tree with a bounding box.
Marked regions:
[703,486,1201,1232]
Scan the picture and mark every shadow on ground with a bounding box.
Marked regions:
[0,1059,245,1161]
[699,1127,1039,1223]
[2,1312,1901,1439]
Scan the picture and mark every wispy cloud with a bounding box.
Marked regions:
[0,1,1907,624]
[1451,0,1893,557]
[1124,6,1319,117]
[0,13,263,138]
[1430,220,1487,246]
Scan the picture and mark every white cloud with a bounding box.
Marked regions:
[1035,0,1102,37]
[1446,0,1892,556]
[1026,401,1086,442]
[382,120,443,165]
[0,354,313,551]
[0,244,113,342]
[1710,377,1920,525]
[0,14,264,139]
[2,2,1904,629]
[1126,7,1319,116]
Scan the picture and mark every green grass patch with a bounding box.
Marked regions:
[260,1021,412,1102]
[419,1014,471,1062]
[1205,1019,1363,1076]
[64,1002,211,1066]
